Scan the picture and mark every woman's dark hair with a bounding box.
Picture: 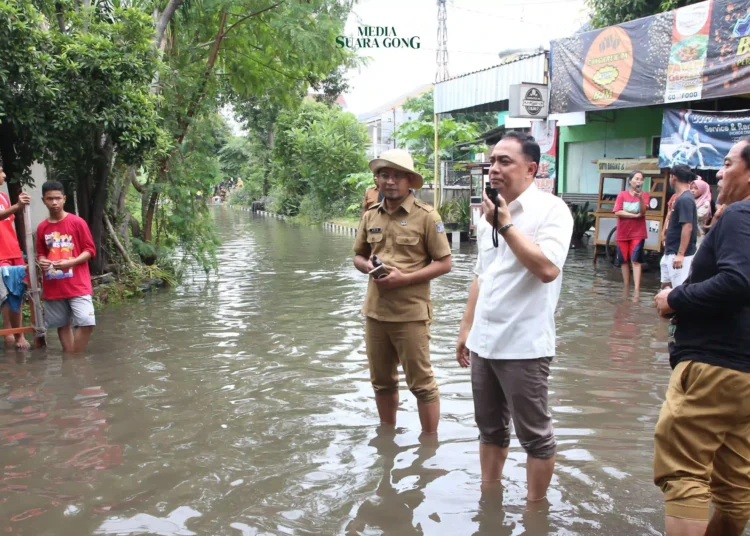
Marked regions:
[42,181,65,196]
[670,164,695,184]
[628,170,644,182]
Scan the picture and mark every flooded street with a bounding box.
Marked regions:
[1,206,693,535]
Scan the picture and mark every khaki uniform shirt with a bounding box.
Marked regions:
[362,186,381,214]
[353,194,452,322]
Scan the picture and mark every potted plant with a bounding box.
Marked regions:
[570,202,595,248]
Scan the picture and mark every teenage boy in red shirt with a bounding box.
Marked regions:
[0,163,32,349]
[36,181,97,353]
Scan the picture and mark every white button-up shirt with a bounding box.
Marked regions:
[466,183,574,360]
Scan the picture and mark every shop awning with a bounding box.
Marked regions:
[434,52,548,115]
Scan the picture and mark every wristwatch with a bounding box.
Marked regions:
[498,223,514,235]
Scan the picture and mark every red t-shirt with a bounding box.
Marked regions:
[36,214,96,300]
[614,190,650,241]
[0,192,23,261]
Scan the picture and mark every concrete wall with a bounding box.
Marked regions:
[0,162,49,246]
[559,107,664,194]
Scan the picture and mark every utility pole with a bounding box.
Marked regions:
[435,0,449,83]
[434,0,448,210]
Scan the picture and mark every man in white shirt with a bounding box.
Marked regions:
[456,131,573,502]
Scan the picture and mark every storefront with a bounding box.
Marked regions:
[550,0,750,203]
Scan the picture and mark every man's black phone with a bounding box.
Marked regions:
[485,186,499,206]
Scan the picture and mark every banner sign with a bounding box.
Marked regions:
[664,2,713,102]
[596,159,662,174]
[659,109,750,169]
[531,120,557,194]
[550,0,750,113]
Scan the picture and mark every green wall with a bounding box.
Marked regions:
[559,106,664,193]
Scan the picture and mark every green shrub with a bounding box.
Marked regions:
[439,197,470,226]
[571,202,596,240]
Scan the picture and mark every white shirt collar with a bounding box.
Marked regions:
[509,182,539,212]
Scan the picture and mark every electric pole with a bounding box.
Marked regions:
[436,0,449,83]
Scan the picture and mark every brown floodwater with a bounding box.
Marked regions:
[0,207,727,535]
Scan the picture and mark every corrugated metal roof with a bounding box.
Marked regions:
[434,52,548,115]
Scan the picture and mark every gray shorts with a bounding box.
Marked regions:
[470,352,556,459]
[44,296,96,329]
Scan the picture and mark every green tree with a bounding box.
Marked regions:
[402,88,496,134]
[269,99,369,219]
[0,1,161,273]
[138,0,357,252]
[393,88,490,183]
[586,0,703,28]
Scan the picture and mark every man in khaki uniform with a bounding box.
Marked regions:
[361,180,382,217]
[353,149,452,434]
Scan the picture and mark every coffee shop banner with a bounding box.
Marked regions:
[550,0,750,114]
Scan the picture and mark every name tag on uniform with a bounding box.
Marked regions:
[368,227,382,233]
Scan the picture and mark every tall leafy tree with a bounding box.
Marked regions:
[0,1,161,273]
[138,0,357,253]
[394,90,488,183]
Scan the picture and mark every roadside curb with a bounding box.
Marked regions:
[228,205,357,235]
[322,222,357,236]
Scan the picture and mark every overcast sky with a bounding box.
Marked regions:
[342,0,589,115]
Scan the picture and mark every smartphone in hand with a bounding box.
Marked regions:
[485,186,499,206]
[369,264,387,279]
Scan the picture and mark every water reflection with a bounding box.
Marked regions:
[0,207,729,535]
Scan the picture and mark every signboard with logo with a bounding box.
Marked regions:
[659,109,750,169]
[509,83,549,119]
[550,0,750,113]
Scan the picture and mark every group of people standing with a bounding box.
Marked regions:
[615,164,722,294]
[353,133,573,503]
[353,135,750,536]
[0,163,96,353]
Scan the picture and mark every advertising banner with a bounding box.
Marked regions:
[550,0,750,113]
[531,120,557,194]
[658,109,750,169]
[664,2,713,103]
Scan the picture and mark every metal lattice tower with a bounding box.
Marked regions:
[435,0,449,83]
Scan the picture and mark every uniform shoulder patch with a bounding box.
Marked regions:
[414,199,435,213]
[436,221,444,233]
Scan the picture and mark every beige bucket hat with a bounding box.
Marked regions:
[369,149,424,190]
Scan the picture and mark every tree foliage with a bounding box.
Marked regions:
[136,0,358,262]
[394,89,488,183]
[0,0,161,273]
[267,99,369,218]
[586,0,704,28]
[1,0,360,276]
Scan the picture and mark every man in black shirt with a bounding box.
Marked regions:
[654,138,750,536]
[659,165,698,289]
